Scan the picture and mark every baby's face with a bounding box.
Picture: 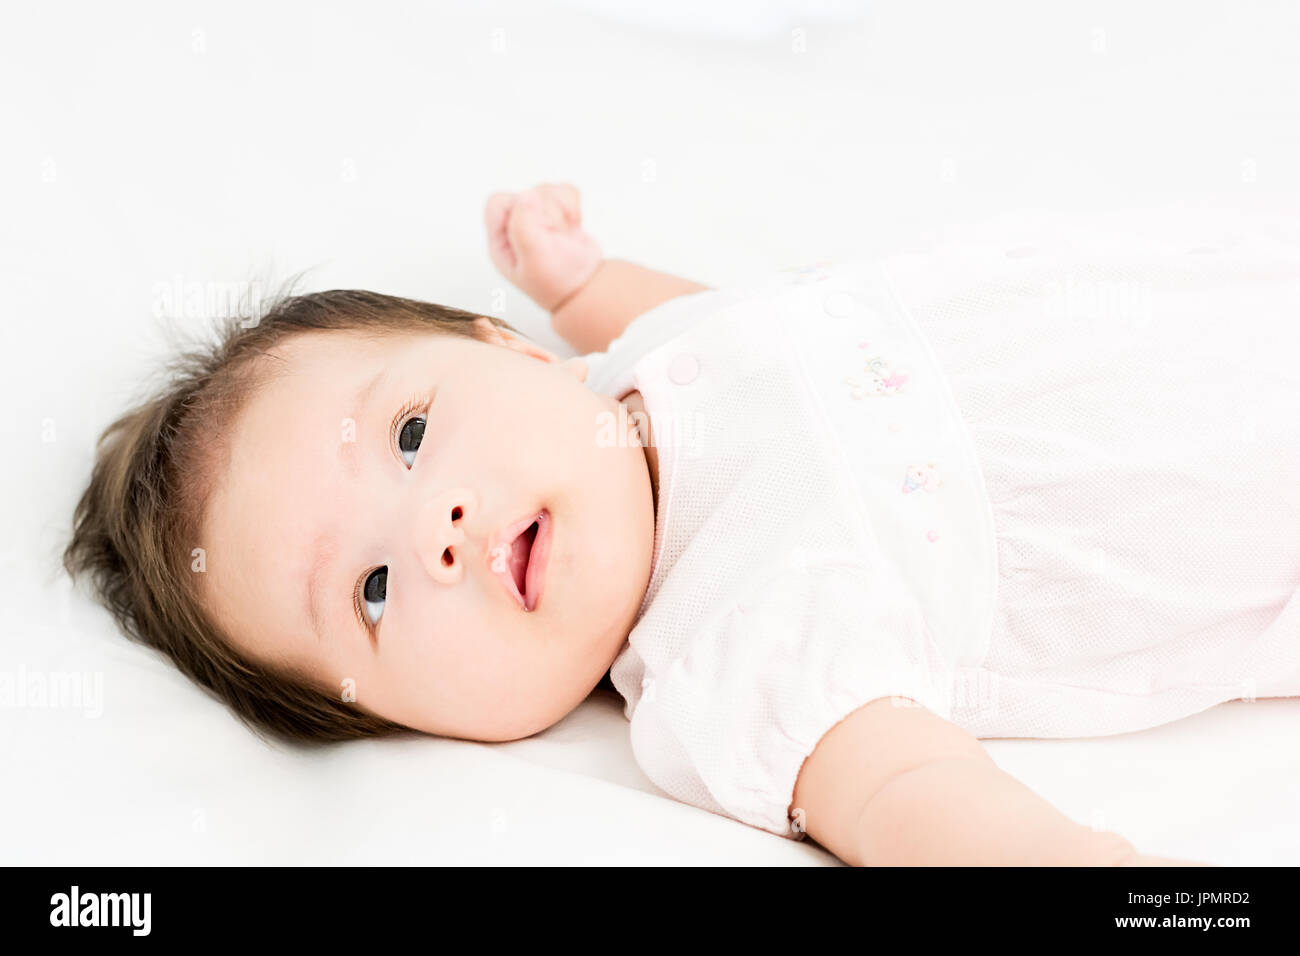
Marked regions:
[200,318,656,741]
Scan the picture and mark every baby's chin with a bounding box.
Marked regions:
[559,425,656,603]
[570,488,655,633]
[534,526,646,724]
[460,685,597,743]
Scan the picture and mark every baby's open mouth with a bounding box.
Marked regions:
[491,509,551,612]
[508,520,539,597]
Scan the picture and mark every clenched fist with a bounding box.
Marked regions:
[484,183,603,312]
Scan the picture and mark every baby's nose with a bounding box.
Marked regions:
[415,487,479,584]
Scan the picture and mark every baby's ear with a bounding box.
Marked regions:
[471,314,512,345]
[472,315,580,376]
[559,356,588,383]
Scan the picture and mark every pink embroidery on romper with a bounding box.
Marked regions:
[901,463,943,493]
[782,260,835,284]
[845,355,909,399]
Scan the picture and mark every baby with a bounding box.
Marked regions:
[64,183,1300,866]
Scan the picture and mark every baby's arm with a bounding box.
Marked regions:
[485,183,709,354]
[549,259,710,355]
[792,696,1208,866]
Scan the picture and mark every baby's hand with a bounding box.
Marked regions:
[484,183,603,312]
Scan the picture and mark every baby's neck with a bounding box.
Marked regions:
[621,389,659,519]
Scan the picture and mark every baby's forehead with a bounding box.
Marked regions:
[204,335,377,574]
[269,327,399,366]
[246,329,409,392]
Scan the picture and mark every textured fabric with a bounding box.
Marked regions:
[580,208,1300,840]
[582,264,996,839]
[885,207,1300,738]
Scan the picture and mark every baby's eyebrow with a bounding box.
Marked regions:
[339,429,363,481]
[306,365,391,640]
[305,530,338,644]
[351,367,390,437]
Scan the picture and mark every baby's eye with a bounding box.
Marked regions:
[361,567,387,626]
[397,414,426,468]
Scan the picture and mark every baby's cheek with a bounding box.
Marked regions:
[409,600,515,682]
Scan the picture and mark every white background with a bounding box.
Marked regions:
[2,0,1298,864]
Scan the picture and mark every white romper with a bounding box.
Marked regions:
[580,207,1300,841]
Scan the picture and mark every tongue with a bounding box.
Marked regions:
[509,522,537,595]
